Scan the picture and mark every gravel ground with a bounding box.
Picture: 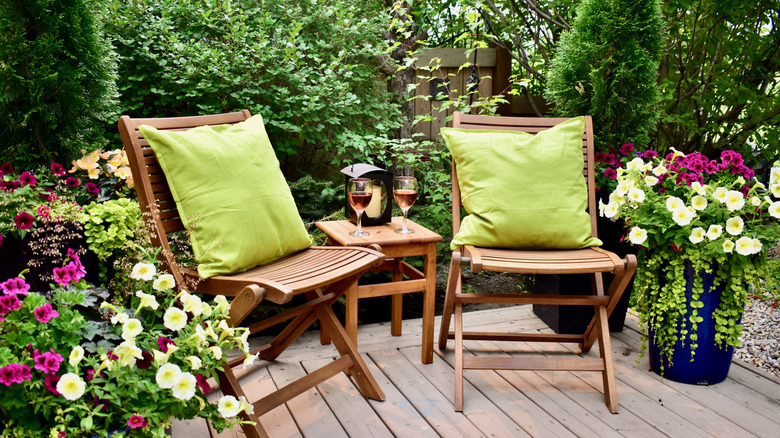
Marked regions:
[735,296,780,378]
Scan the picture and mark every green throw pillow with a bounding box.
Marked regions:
[139,115,311,278]
[442,116,602,250]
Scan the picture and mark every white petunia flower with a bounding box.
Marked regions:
[614,179,634,197]
[243,352,260,369]
[153,274,176,292]
[773,184,780,198]
[628,227,648,245]
[156,363,182,389]
[68,346,84,367]
[769,201,780,219]
[238,396,254,415]
[122,318,143,340]
[56,373,85,401]
[130,263,156,281]
[689,227,706,244]
[691,195,708,211]
[690,181,706,195]
[735,236,755,256]
[218,395,241,418]
[172,372,197,400]
[135,290,159,311]
[209,346,223,361]
[713,187,728,202]
[626,157,645,171]
[672,207,696,226]
[163,307,188,331]
[200,302,212,317]
[186,356,202,370]
[752,238,763,254]
[114,341,143,368]
[180,292,203,316]
[110,312,129,325]
[627,188,645,203]
[770,167,780,185]
[725,190,745,211]
[725,216,744,235]
[706,225,723,241]
[644,175,659,186]
[751,196,761,207]
[214,295,231,314]
[666,196,684,212]
[723,240,735,253]
[604,201,620,219]
[653,163,667,176]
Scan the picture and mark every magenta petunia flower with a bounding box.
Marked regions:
[642,150,658,159]
[34,303,59,323]
[157,336,176,353]
[33,349,64,375]
[64,176,80,188]
[52,266,72,286]
[604,168,618,180]
[0,163,14,175]
[0,294,23,316]
[137,351,153,369]
[85,182,99,194]
[0,234,3,248]
[196,373,211,394]
[128,414,148,429]
[619,143,634,156]
[44,374,62,395]
[50,162,66,176]
[19,171,37,187]
[1,277,30,296]
[0,363,32,386]
[13,211,34,230]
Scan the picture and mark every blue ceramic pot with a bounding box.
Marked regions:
[649,261,739,385]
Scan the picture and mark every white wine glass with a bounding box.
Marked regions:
[347,178,373,237]
[393,176,418,234]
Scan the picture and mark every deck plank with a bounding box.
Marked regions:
[301,357,393,438]
[368,348,486,437]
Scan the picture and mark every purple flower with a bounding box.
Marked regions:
[64,176,80,188]
[93,394,110,411]
[85,182,99,194]
[0,363,32,386]
[50,162,66,176]
[137,351,153,369]
[0,294,23,316]
[34,303,59,323]
[19,171,37,187]
[44,374,61,395]
[33,349,64,375]
[602,153,618,165]
[594,152,608,162]
[157,337,176,353]
[641,150,658,159]
[619,143,634,156]
[13,212,34,230]
[1,277,30,296]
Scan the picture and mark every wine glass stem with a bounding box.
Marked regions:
[402,208,409,229]
[356,211,363,232]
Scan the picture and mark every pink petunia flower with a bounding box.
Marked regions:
[196,373,211,394]
[604,168,618,180]
[34,303,59,323]
[33,349,64,375]
[157,337,177,353]
[13,212,34,230]
[85,182,99,194]
[0,363,32,386]
[128,414,148,429]
[1,277,30,296]
[64,176,80,188]
[44,374,62,395]
[51,162,66,176]
[19,171,37,187]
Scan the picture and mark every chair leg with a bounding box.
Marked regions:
[454,301,464,412]
[582,255,637,352]
[216,367,269,438]
[316,304,386,401]
[595,304,619,413]
[438,252,462,350]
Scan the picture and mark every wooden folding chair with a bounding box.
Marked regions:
[438,112,637,413]
[119,111,386,438]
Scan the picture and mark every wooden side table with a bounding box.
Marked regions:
[315,217,442,364]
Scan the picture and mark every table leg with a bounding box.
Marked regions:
[345,280,359,346]
[391,258,403,336]
[421,244,436,364]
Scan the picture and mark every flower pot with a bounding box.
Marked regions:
[532,191,633,334]
[648,261,738,385]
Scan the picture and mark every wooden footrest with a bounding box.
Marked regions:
[463,355,604,371]
[450,331,585,343]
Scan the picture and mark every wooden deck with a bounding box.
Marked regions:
[172,306,780,437]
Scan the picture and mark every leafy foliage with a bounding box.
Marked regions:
[545,0,664,153]
[103,0,401,177]
[657,0,780,166]
[80,199,143,263]
[0,0,120,168]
